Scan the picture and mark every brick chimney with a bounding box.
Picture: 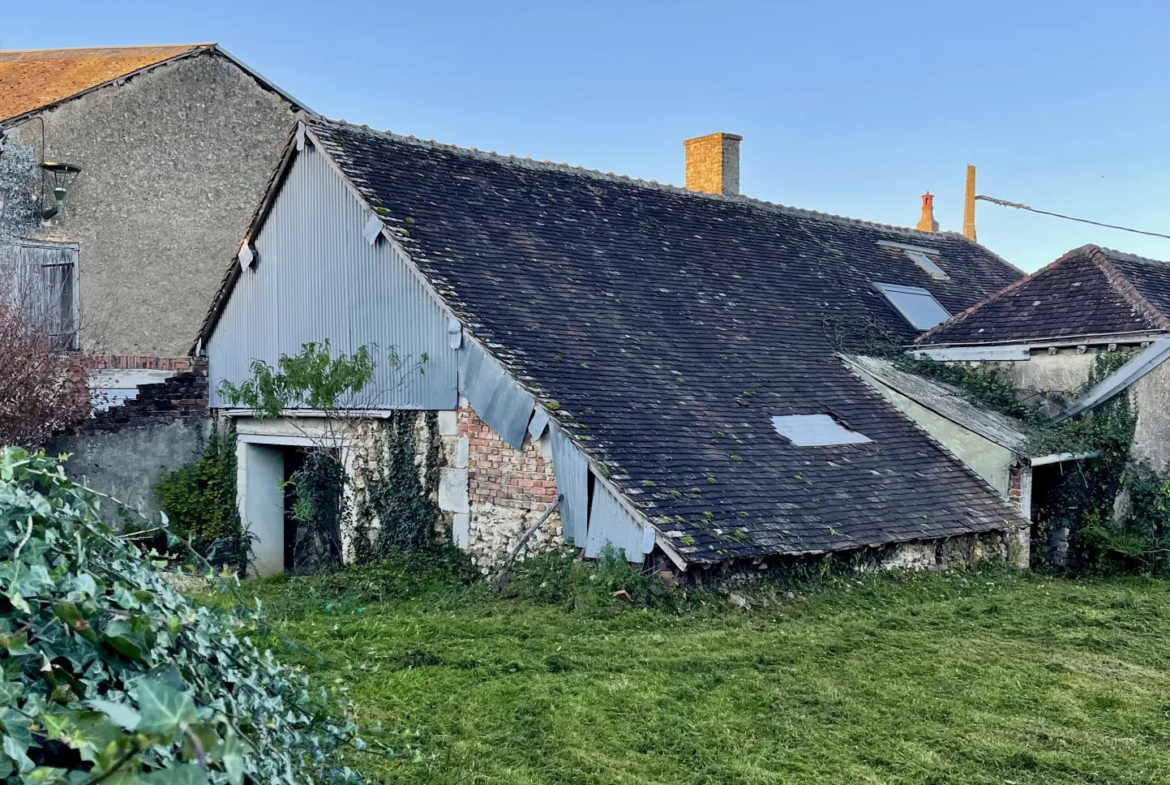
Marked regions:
[683,132,742,196]
[917,192,939,232]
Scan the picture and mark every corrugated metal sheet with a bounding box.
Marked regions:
[207,142,458,409]
[585,481,654,563]
[1054,336,1170,423]
[459,341,534,448]
[550,424,588,545]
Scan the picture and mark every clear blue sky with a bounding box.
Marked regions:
[5,0,1169,271]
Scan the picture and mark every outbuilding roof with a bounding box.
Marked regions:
[204,117,1028,562]
[0,44,309,124]
[920,245,1170,346]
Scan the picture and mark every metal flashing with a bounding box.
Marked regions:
[1054,335,1170,423]
[238,243,254,269]
[528,407,550,440]
[459,342,535,449]
[585,480,654,562]
[362,214,383,245]
[550,424,588,545]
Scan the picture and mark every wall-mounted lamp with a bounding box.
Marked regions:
[41,161,82,219]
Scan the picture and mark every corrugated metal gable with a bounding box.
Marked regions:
[207,142,457,409]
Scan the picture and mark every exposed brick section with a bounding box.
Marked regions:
[458,407,557,510]
[86,355,193,371]
[74,358,208,433]
[1008,464,1024,503]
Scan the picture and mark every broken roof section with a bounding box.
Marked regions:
[845,355,1030,455]
[0,44,310,124]
[203,117,1028,564]
[919,245,1170,347]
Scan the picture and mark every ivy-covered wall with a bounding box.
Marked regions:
[349,413,444,562]
[926,343,1170,574]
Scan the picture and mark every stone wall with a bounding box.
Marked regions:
[51,359,211,520]
[437,406,563,572]
[6,51,297,357]
[877,530,1020,571]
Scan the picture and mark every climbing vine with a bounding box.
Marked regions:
[894,349,1170,574]
[286,450,350,575]
[352,412,441,561]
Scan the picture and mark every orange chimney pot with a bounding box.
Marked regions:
[917,192,939,233]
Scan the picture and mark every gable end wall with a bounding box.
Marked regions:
[7,52,296,357]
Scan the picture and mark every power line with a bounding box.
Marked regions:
[975,194,1170,241]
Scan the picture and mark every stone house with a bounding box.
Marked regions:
[196,118,1031,577]
[912,244,1170,561]
[0,44,306,516]
[0,44,306,388]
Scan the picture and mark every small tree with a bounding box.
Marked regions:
[0,301,90,448]
[217,341,427,574]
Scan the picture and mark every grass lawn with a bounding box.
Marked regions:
[237,555,1170,784]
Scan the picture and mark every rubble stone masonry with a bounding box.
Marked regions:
[443,407,563,571]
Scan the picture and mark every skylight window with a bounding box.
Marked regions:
[904,250,948,279]
[771,414,872,447]
[873,283,951,331]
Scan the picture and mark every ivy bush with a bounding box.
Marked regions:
[0,447,367,783]
[152,424,246,569]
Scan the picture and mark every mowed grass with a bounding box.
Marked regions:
[238,556,1170,784]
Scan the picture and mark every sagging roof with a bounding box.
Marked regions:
[920,245,1170,347]
[845,355,1030,454]
[204,117,1028,562]
[0,44,310,124]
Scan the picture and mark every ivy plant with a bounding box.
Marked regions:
[0,447,369,783]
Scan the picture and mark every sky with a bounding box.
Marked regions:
[3,0,1168,272]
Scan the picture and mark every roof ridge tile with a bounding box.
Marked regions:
[308,116,988,245]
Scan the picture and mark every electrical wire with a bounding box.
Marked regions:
[975,194,1170,241]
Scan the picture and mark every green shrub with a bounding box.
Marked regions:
[0,447,367,783]
[153,423,244,567]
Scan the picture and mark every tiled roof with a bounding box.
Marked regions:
[0,44,211,122]
[920,245,1170,346]
[221,118,1029,562]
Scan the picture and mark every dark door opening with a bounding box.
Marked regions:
[282,446,345,575]
[282,447,307,573]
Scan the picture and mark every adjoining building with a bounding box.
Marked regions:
[913,244,1170,565]
[197,117,1031,576]
[0,44,307,518]
[0,43,306,376]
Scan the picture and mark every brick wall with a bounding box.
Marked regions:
[77,357,208,434]
[453,406,562,570]
[86,355,194,372]
[683,132,741,196]
[458,407,558,510]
